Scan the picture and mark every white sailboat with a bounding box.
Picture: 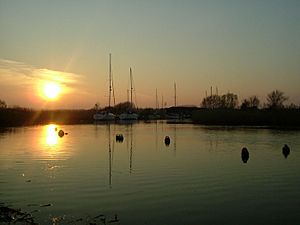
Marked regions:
[119,68,138,120]
[93,54,116,121]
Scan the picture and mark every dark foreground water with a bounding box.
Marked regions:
[0,122,300,225]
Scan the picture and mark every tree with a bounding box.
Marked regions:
[201,95,222,109]
[266,90,288,109]
[93,103,100,111]
[0,99,7,108]
[202,93,238,109]
[241,96,260,109]
[220,93,238,109]
[112,101,136,114]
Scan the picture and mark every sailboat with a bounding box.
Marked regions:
[93,54,116,121]
[119,68,138,120]
[166,82,180,120]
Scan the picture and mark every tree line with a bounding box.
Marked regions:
[201,90,298,110]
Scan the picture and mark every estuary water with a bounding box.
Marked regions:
[0,122,300,225]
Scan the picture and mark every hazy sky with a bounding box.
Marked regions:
[1,0,299,109]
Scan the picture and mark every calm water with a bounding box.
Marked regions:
[0,122,300,225]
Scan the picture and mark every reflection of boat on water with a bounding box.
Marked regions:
[119,68,138,120]
[94,54,116,121]
[107,123,135,187]
[124,124,134,173]
[107,123,115,188]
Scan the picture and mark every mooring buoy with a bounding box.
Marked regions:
[282,144,290,159]
[58,129,65,137]
[241,147,249,163]
[164,136,170,146]
[116,134,124,142]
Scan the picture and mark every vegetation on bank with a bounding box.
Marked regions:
[0,90,299,127]
[193,89,300,126]
[0,108,95,126]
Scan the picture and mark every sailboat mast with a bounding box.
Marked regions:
[174,82,177,107]
[109,53,112,108]
[130,68,133,106]
[156,88,158,109]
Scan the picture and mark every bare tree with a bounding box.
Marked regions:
[201,95,222,109]
[221,93,238,109]
[0,99,7,108]
[202,93,238,109]
[241,96,260,109]
[266,90,288,109]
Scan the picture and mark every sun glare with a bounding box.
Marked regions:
[45,124,59,146]
[43,82,61,100]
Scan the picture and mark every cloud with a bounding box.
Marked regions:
[0,58,83,92]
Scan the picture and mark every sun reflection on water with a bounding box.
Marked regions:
[46,124,59,146]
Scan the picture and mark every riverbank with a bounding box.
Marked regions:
[1,107,300,127]
[0,108,94,126]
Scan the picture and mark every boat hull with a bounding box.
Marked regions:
[93,113,116,121]
[119,113,138,120]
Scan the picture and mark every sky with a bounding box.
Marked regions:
[0,0,300,109]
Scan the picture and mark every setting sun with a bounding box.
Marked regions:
[43,82,61,100]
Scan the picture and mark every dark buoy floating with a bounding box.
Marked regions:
[282,144,290,159]
[241,147,249,163]
[164,136,170,146]
[116,134,124,142]
[58,129,65,138]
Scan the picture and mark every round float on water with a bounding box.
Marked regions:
[116,134,124,142]
[241,147,249,163]
[164,136,170,146]
[58,130,65,137]
[282,144,290,158]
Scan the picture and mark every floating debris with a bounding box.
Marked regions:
[0,206,38,225]
[282,144,290,158]
[108,214,119,223]
[164,136,170,146]
[241,147,249,163]
[40,203,52,207]
[1,205,120,225]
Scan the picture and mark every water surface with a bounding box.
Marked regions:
[0,123,299,224]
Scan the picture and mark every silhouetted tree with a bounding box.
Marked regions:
[0,99,7,108]
[287,103,299,109]
[202,93,238,109]
[201,95,222,109]
[266,90,288,109]
[93,103,100,111]
[241,96,260,109]
[112,101,136,114]
[220,93,238,109]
